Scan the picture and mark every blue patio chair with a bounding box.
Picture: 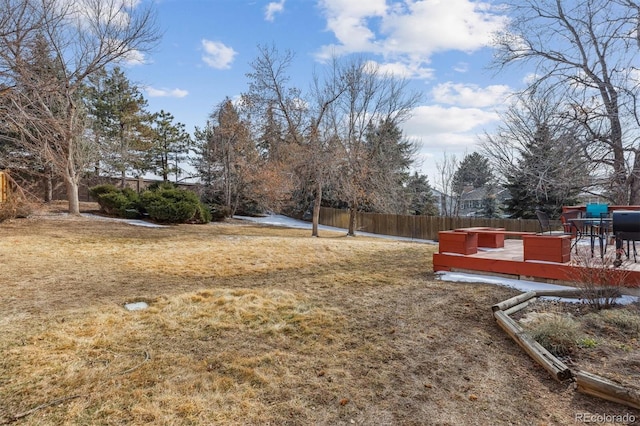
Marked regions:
[585,203,609,219]
[585,203,611,257]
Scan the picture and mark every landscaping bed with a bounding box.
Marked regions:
[517,299,640,394]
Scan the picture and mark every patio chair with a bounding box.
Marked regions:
[560,210,584,253]
[586,204,611,258]
[585,203,609,219]
[535,210,570,235]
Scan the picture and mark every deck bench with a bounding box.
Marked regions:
[439,230,478,255]
[453,227,535,249]
[441,228,554,258]
[522,234,572,263]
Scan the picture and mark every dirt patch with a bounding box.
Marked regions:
[0,207,639,425]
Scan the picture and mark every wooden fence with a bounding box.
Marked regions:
[318,207,544,241]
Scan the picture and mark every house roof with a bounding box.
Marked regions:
[460,186,510,202]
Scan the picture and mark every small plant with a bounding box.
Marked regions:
[0,193,33,221]
[525,313,579,357]
[0,173,33,221]
[569,251,626,310]
[577,337,598,348]
[209,204,231,222]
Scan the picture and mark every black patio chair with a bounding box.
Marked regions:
[535,210,565,235]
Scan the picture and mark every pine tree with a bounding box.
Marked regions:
[452,152,493,194]
[405,172,439,216]
[85,67,154,185]
[193,98,258,214]
[148,110,191,182]
[504,124,583,219]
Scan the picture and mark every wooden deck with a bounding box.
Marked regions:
[433,229,640,291]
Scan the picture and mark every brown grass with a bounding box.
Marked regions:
[1,202,638,425]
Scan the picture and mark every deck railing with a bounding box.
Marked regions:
[318,207,545,241]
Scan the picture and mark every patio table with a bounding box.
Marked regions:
[568,217,612,258]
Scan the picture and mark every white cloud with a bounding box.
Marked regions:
[367,60,435,80]
[453,62,469,73]
[401,103,501,178]
[265,0,285,22]
[315,0,388,58]
[404,105,499,138]
[316,0,508,78]
[145,87,189,98]
[63,0,143,30]
[201,39,237,69]
[118,49,146,66]
[431,82,512,108]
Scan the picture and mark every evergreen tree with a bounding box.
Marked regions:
[193,98,258,215]
[149,110,191,182]
[85,67,154,185]
[452,152,493,194]
[504,124,583,219]
[362,118,416,214]
[405,172,439,216]
[480,186,502,218]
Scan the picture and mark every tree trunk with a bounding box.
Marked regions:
[312,180,322,237]
[65,150,81,215]
[628,152,640,205]
[347,202,357,236]
[44,165,53,203]
[65,174,80,215]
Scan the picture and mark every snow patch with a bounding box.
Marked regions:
[124,302,149,311]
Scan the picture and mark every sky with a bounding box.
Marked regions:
[123,0,526,186]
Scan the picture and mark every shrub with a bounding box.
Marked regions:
[140,184,209,224]
[209,204,231,222]
[569,252,626,310]
[0,193,33,222]
[194,202,212,224]
[89,184,140,218]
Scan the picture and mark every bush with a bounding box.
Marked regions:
[140,184,210,224]
[569,252,626,310]
[0,193,33,222]
[194,202,212,224]
[209,204,231,222]
[89,184,140,218]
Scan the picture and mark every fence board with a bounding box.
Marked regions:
[318,207,542,240]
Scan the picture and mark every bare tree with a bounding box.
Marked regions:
[328,58,421,235]
[245,45,345,237]
[481,91,595,195]
[493,0,640,204]
[434,152,460,217]
[0,0,160,214]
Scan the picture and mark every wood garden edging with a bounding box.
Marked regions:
[492,290,640,410]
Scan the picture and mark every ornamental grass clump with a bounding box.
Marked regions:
[526,313,579,357]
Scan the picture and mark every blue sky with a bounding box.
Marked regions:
[123,0,526,185]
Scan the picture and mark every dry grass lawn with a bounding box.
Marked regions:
[1,202,638,425]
